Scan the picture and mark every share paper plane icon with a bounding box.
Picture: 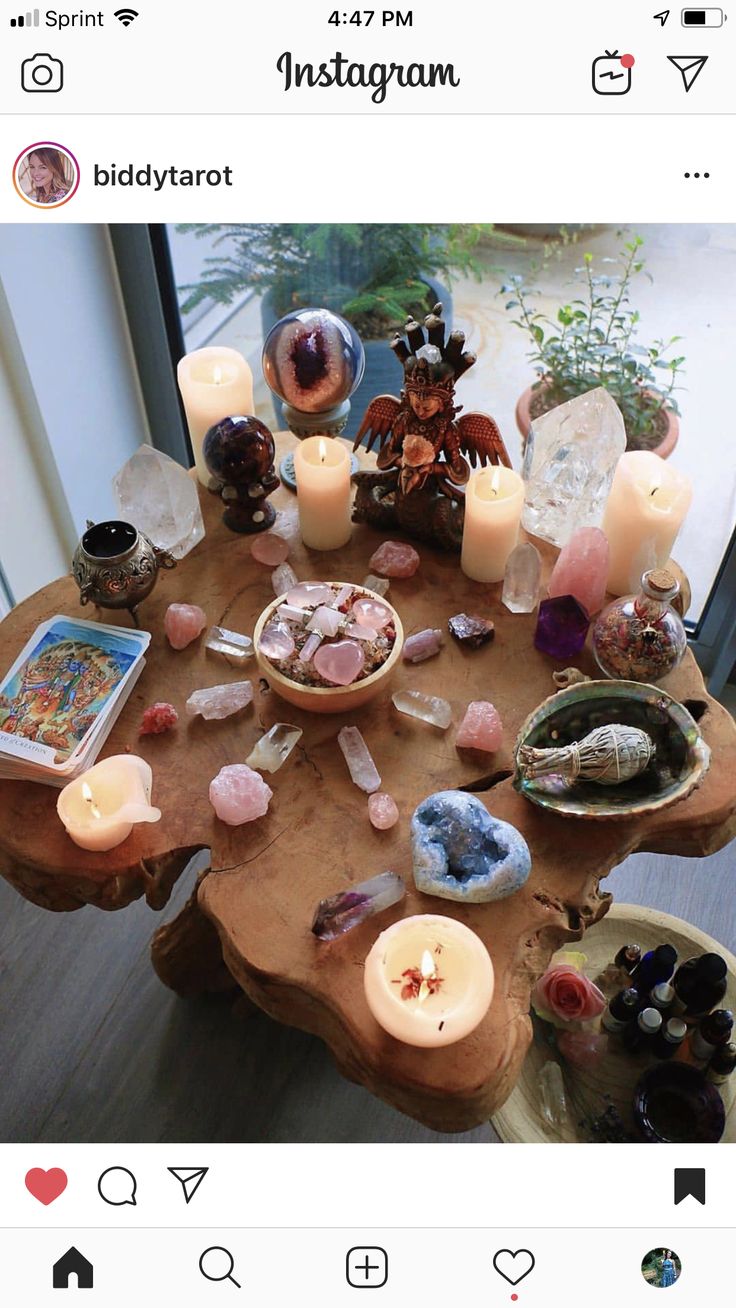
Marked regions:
[167,1167,209,1204]
[654,9,671,23]
[668,53,709,89]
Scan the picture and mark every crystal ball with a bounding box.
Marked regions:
[202,415,276,489]
[262,307,365,414]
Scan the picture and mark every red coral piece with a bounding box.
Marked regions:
[140,701,179,735]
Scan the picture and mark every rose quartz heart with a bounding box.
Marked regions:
[313,639,365,686]
[251,533,289,566]
[352,597,393,630]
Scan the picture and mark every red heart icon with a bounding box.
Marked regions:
[25,1168,68,1205]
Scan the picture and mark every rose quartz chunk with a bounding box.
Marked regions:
[403,628,443,663]
[548,526,610,617]
[313,639,365,686]
[352,597,393,630]
[209,764,273,825]
[139,701,178,735]
[456,701,503,752]
[369,540,420,578]
[164,603,207,650]
[251,533,289,566]
[368,792,399,830]
[286,582,334,608]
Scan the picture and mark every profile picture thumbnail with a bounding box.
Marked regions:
[13,142,79,209]
[641,1248,682,1289]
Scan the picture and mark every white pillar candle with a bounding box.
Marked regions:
[294,436,352,551]
[461,465,525,584]
[177,346,255,486]
[57,755,161,852]
[603,451,693,596]
[363,914,494,1048]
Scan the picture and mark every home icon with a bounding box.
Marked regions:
[52,1246,94,1289]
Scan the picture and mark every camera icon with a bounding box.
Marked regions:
[21,53,64,93]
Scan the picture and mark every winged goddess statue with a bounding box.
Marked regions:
[351,305,511,550]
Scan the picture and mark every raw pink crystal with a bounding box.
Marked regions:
[369,540,420,578]
[209,763,273,824]
[259,619,296,661]
[368,792,399,829]
[186,680,254,720]
[456,701,503,752]
[164,603,207,650]
[352,597,393,630]
[403,628,443,663]
[286,582,334,607]
[313,639,365,686]
[548,526,610,617]
[251,533,289,566]
[139,701,178,735]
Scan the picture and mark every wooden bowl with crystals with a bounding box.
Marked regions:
[253,582,404,714]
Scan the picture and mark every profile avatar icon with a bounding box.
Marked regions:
[13,141,79,208]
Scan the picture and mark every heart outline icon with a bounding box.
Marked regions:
[25,1168,68,1206]
[493,1248,536,1286]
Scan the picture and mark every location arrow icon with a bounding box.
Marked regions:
[667,54,709,90]
[654,9,670,23]
[168,1166,209,1204]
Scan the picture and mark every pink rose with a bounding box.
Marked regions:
[532,962,605,1029]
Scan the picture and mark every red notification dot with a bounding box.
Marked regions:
[511,1297,519,1303]
[620,53,635,68]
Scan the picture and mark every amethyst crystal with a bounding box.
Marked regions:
[311,871,406,941]
[534,595,591,660]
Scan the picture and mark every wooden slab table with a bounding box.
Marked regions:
[2,432,736,1133]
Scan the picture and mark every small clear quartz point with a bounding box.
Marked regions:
[392,689,452,730]
[246,723,303,773]
[206,625,254,661]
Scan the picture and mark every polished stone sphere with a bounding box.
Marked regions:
[202,415,276,489]
[262,307,365,414]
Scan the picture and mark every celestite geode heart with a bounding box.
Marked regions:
[411,790,531,904]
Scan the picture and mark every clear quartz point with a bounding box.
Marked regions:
[246,723,303,773]
[538,1060,569,1128]
[362,574,390,598]
[392,689,452,730]
[206,625,255,661]
[337,726,381,793]
[311,871,406,941]
[112,444,205,560]
[271,563,298,596]
[502,542,542,614]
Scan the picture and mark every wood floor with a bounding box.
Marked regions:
[1,842,735,1143]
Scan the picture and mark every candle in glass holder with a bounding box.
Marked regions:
[363,914,494,1048]
[57,755,161,852]
[294,435,352,551]
[603,451,693,596]
[177,346,255,486]
[461,466,524,584]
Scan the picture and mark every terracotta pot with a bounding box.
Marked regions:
[254,585,404,714]
[515,383,680,460]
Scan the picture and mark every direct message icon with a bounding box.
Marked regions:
[493,1249,536,1286]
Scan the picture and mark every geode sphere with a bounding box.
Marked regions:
[262,308,365,415]
[411,790,532,903]
[203,415,279,533]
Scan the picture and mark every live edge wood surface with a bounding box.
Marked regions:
[1,433,735,1133]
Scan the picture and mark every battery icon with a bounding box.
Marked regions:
[682,7,725,23]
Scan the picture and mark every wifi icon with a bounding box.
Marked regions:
[114,7,139,25]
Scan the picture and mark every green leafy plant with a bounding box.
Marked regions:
[501,237,685,450]
[176,223,500,338]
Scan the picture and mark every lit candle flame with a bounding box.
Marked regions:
[490,467,501,496]
[213,365,223,385]
[82,781,102,821]
[318,437,328,464]
[418,949,437,1005]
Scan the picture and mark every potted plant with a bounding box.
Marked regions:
[176,224,493,439]
[502,237,685,457]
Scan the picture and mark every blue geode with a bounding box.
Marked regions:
[411,790,531,903]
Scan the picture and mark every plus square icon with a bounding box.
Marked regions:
[346,1247,389,1288]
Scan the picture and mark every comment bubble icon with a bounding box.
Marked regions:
[97,1166,137,1206]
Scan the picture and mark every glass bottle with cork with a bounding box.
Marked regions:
[593,569,688,682]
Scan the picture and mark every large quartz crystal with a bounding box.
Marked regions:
[112,444,204,559]
[338,726,381,793]
[521,388,626,547]
[311,870,406,941]
[502,541,542,614]
[246,723,302,772]
[186,680,254,720]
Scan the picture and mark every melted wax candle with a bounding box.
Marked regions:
[57,755,161,852]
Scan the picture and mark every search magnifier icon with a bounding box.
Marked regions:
[199,1246,241,1288]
